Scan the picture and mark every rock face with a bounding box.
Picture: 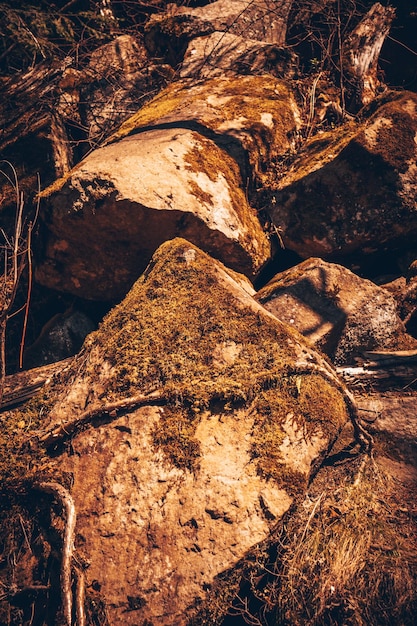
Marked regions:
[36,126,270,300]
[265,91,417,260]
[36,74,301,300]
[40,238,349,625]
[257,257,415,365]
[111,74,301,181]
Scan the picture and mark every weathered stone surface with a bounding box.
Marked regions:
[383,271,417,337]
[264,91,417,260]
[180,31,298,79]
[145,0,291,65]
[257,257,416,365]
[36,126,270,300]
[40,238,350,624]
[111,74,302,183]
[356,392,417,466]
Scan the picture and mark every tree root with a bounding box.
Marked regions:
[74,565,86,626]
[33,481,76,626]
[40,389,165,448]
[291,359,374,453]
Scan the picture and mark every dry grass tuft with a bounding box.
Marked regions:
[266,458,417,625]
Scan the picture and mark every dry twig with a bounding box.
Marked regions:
[41,389,165,448]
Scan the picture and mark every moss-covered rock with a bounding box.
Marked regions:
[110,74,301,183]
[22,238,351,624]
[36,125,271,300]
[264,91,417,261]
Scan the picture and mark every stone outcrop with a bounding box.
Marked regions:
[34,238,350,625]
[36,125,270,300]
[35,74,302,300]
[257,257,416,365]
[264,91,417,262]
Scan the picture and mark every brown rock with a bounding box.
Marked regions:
[180,31,298,79]
[264,91,417,260]
[36,74,301,300]
[257,257,416,364]
[109,74,302,184]
[38,239,350,624]
[36,125,270,300]
[383,271,417,337]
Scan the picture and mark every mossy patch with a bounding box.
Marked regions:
[152,406,201,471]
[42,238,348,475]
[184,134,256,234]
[0,387,56,485]
[251,374,347,492]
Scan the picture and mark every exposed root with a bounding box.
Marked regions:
[40,389,165,448]
[33,481,76,626]
[74,565,86,626]
[292,359,374,453]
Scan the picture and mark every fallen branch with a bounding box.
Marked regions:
[33,481,76,626]
[40,389,165,448]
[0,357,73,413]
[337,349,417,390]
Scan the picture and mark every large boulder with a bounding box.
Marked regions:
[36,75,301,300]
[264,91,417,261]
[36,126,270,300]
[30,239,351,625]
[256,257,416,364]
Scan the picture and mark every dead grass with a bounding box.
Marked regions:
[265,457,417,625]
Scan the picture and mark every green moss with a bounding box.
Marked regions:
[251,375,347,492]
[0,387,56,485]
[43,238,346,474]
[152,407,201,471]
